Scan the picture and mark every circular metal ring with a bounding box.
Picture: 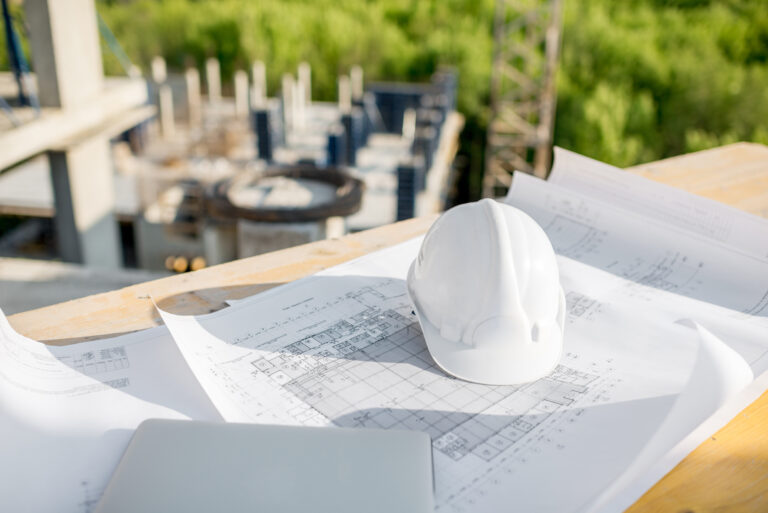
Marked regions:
[207,164,365,222]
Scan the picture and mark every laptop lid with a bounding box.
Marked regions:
[95,419,434,513]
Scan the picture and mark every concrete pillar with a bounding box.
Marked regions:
[185,67,202,127]
[296,62,310,131]
[25,0,120,268]
[158,84,175,138]
[338,75,351,114]
[350,65,363,103]
[151,56,167,83]
[202,221,237,266]
[25,0,103,108]
[281,73,294,132]
[293,79,305,131]
[396,155,425,221]
[250,82,265,109]
[253,108,273,161]
[298,62,311,104]
[49,136,121,266]
[341,107,364,166]
[326,123,346,166]
[206,57,221,103]
[362,91,383,133]
[402,108,416,140]
[234,70,249,119]
[251,60,266,107]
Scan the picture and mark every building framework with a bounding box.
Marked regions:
[483,0,563,197]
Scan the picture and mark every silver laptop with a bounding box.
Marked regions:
[95,419,434,513]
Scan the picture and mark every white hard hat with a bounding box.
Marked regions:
[407,198,565,385]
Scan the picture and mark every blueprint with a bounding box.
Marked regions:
[507,171,768,320]
[547,147,768,260]
[0,315,220,513]
[584,321,754,513]
[159,229,768,512]
[156,150,768,512]
[505,150,768,511]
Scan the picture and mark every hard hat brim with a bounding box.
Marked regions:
[407,262,565,386]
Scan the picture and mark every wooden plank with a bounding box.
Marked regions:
[627,388,768,513]
[7,215,437,344]
[628,142,768,218]
[6,142,768,511]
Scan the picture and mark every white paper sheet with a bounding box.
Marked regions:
[581,321,754,513]
[155,151,768,512]
[158,234,768,512]
[506,171,768,322]
[504,152,768,512]
[0,312,220,513]
[225,238,426,308]
[547,147,768,260]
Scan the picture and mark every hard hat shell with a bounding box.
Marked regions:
[407,198,565,385]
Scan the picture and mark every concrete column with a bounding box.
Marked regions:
[202,221,237,266]
[185,67,202,127]
[206,57,221,103]
[298,62,311,104]
[350,65,363,103]
[25,0,121,268]
[253,108,273,161]
[293,79,305,131]
[341,107,364,166]
[281,73,294,132]
[326,123,346,166]
[338,75,351,114]
[151,56,167,83]
[49,136,121,267]
[234,70,249,119]
[402,108,417,140]
[396,155,425,221]
[158,84,175,138]
[251,60,266,107]
[25,0,103,109]
[250,82,265,109]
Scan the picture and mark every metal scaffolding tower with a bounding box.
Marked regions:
[483,0,563,198]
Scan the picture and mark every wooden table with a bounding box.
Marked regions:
[8,142,768,512]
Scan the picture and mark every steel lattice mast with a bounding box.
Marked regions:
[483,0,563,198]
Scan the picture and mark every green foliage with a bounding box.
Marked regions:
[557,0,768,166]
[2,0,767,198]
[95,0,495,112]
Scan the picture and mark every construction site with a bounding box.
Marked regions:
[0,0,564,313]
[0,1,505,312]
[2,13,465,251]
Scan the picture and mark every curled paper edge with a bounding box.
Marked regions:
[581,320,754,513]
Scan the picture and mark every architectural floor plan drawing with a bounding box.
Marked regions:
[160,264,662,512]
[58,346,131,377]
[0,317,221,513]
[246,284,598,464]
[544,212,705,297]
[159,163,768,512]
[509,171,768,317]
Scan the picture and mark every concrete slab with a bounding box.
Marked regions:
[0,76,149,170]
[0,257,168,315]
[0,155,141,220]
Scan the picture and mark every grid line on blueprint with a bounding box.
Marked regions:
[247,285,598,463]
